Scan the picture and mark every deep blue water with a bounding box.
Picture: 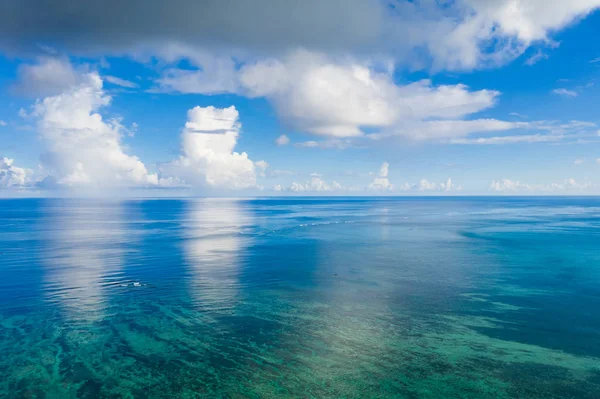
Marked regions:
[0,197,599,398]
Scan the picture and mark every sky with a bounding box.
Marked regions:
[1,0,600,196]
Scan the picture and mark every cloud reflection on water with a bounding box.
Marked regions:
[41,200,128,323]
[183,199,253,312]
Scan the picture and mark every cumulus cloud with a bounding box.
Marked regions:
[0,157,31,188]
[155,50,599,145]
[160,105,257,190]
[275,134,290,146]
[417,179,438,191]
[368,162,393,191]
[397,178,462,193]
[12,59,264,193]
[278,176,344,193]
[439,178,459,192]
[235,51,500,138]
[489,178,593,193]
[24,59,161,190]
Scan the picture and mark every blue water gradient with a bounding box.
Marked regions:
[0,197,599,397]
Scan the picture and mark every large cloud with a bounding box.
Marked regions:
[160,105,258,190]
[159,50,499,138]
[26,61,160,189]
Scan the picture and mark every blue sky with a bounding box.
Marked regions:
[1,0,600,196]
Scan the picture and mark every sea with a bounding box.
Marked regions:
[0,197,599,398]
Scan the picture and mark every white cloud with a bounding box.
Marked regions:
[295,139,354,149]
[148,32,600,143]
[161,106,257,190]
[104,75,138,88]
[590,57,600,63]
[368,162,393,191]
[418,179,438,191]
[379,162,389,178]
[154,46,239,94]
[574,158,586,165]
[275,134,290,146]
[441,119,598,145]
[489,179,530,192]
[509,112,527,119]
[398,178,462,192]
[0,120,6,126]
[385,119,520,141]
[129,122,138,137]
[255,160,268,177]
[489,178,593,193]
[441,178,458,192]
[524,50,548,66]
[13,57,88,97]
[429,0,600,70]
[281,176,344,193]
[596,158,600,164]
[159,50,500,139]
[0,157,31,188]
[313,117,597,145]
[238,51,499,138]
[27,64,161,189]
[553,88,578,97]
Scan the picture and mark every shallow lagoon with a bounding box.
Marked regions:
[1,197,599,398]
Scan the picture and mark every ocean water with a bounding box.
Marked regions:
[0,197,599,398]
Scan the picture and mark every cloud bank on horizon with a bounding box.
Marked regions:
[1,0,600,195]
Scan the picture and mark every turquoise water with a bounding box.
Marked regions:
[0,197,599,398]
